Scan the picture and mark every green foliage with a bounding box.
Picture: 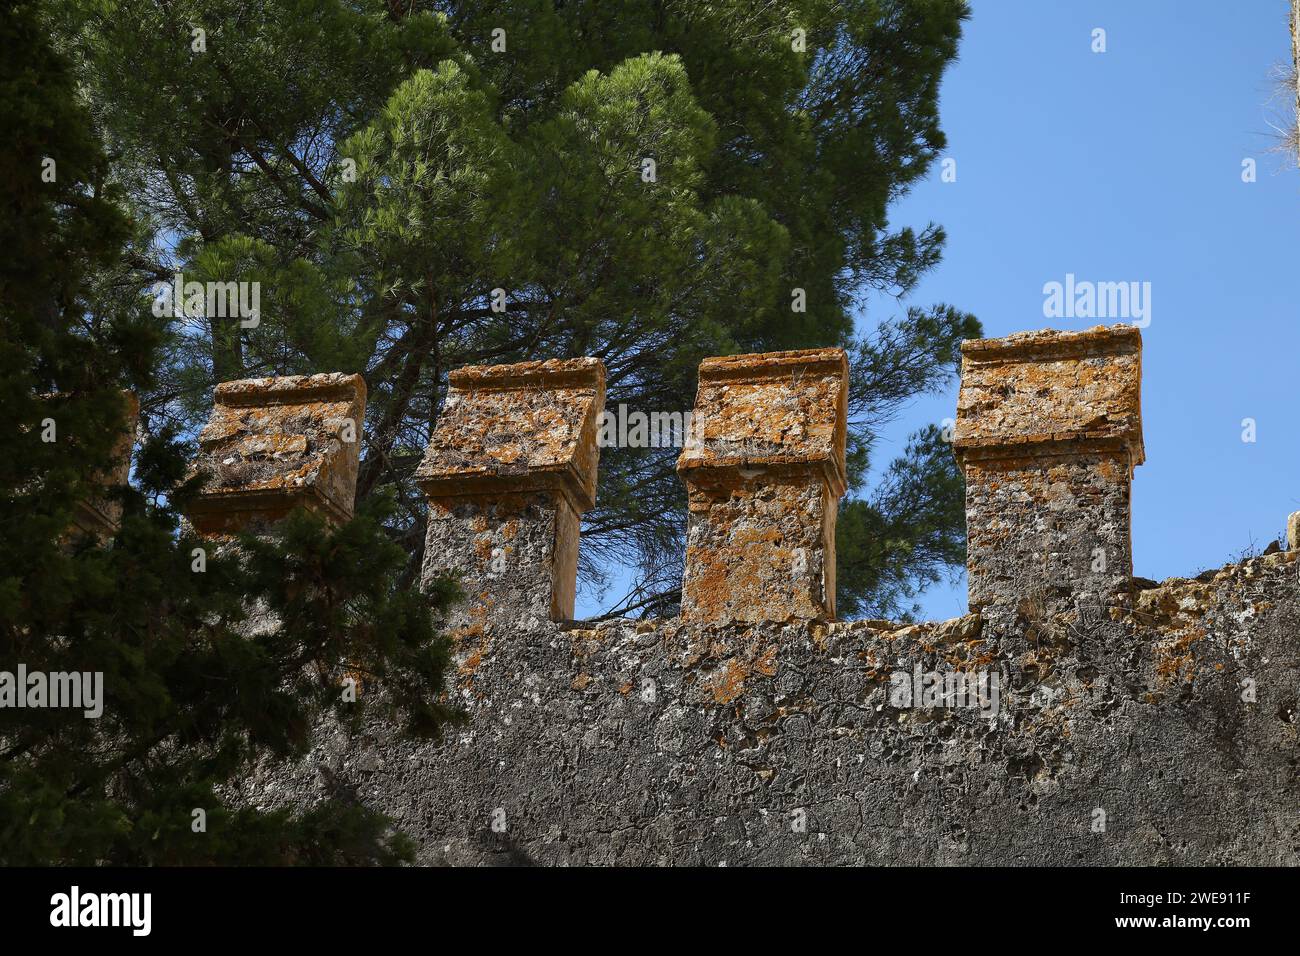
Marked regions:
[0,0,458,865]
[0,486,459,864]
[50,0,978,618]
[835,303,979,618]
[836,425,968,621]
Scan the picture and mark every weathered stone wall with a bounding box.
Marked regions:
[232,548,1300,865]
[422,494,578,629]
[196,327,1298,866]
[682,478,835,625]
[963,452,1134,624]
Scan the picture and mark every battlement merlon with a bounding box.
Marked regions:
[416,357,606,624]
[677,347,849,624]
[952,325,1145,618]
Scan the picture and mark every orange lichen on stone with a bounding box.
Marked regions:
[416,357,605,514]
[953,325,1144,466]
[707,659,748,704]
[1153,629,1206,686]
[185,373,366,535]
[681,478,836,623]
[678,348,848,494]
[678,349,848,624]
[449,601,494,694]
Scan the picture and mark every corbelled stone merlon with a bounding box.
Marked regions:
[953,325,1144,620]
[416,358,605,625]
[677,348,848,623]
[185,373,366,536]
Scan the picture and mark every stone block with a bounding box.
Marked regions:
[953,325,1143,463]
[185,373,366,536]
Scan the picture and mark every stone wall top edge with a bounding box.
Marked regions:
[959,324,1141,363]
[697,347,848,383]
[214,372,366,407]
[572,548,1297,637]
[447,357,606,392]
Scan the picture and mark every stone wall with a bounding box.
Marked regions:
[962,452,1134,623]
[182,326,1299,865]
[231,548,1299,865]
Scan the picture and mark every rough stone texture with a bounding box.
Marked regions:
[953,326,1143,459]
[185,373,366,535]
[678,348,847,622]
[422,494,578,629]
[415,358,605,514]
[1289,512,1300,553]
[963,453,1133,622]
[683,479,836,624]
[225,335,1300,866]
[416,358,604,623]
[69,391,138,543]
[954,326,1143,622]
[232,548,1300,865]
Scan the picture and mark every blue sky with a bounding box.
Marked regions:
[578,0,1300,621]
[862,0,1300,621]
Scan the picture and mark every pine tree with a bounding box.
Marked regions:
[56,0,979,620]
[0,0,458,865]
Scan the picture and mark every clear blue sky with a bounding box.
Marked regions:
[578,0,1300,621]
[865,0,1300,621]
